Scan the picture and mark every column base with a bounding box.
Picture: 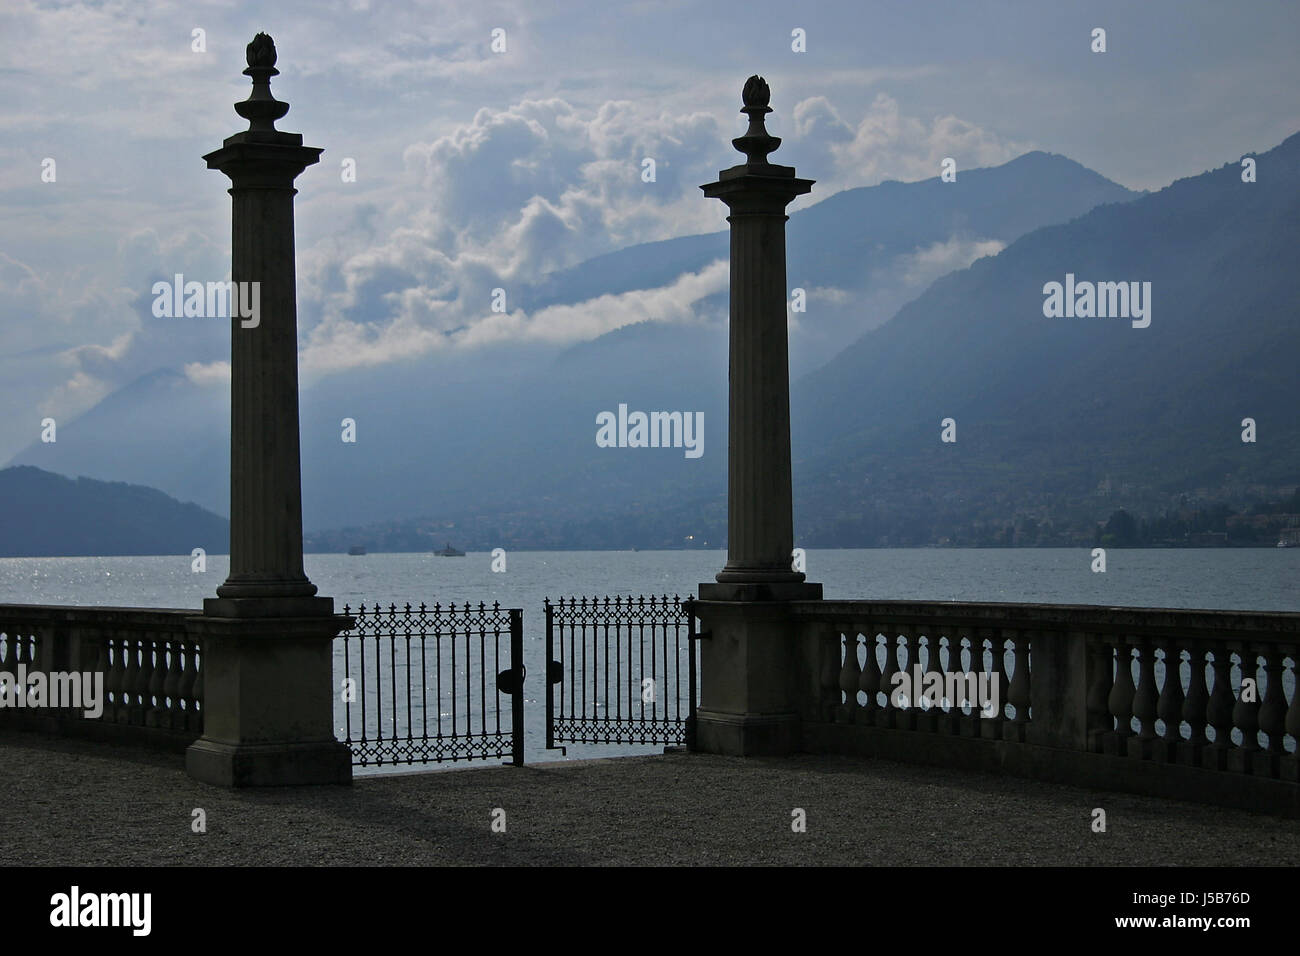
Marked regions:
[694,709,801,756]
[204,595,335,618]
[700,581,823,602]
[186,738,352,787]
[184,611,352,787]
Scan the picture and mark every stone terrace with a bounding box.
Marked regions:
[2,731,1297,867]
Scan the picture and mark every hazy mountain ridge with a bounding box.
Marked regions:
[7,150,1156,547]
[0,465,229,557]
[788,132,1300,545]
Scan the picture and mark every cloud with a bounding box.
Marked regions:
[399,96,724,272]
[183,360,231,386]
[900,237,1006,288]
[290,87,1035,376]
[791,93,1030,194]
[452,258,728,348]
[295,94,732,371]
[301,258,727,371]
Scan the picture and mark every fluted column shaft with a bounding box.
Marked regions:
[204,138,322,604]
[703,171,812,584]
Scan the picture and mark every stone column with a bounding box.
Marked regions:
[699,76,821,604]
[185,34,351,786]
[694,77,822,755]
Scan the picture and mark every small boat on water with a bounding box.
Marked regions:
[434,542,465,557]
[347,545,366,556]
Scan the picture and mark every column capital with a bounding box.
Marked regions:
[700,75,813,208]
[700,167,814,211]
[203,140,322,187]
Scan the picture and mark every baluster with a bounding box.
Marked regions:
[1085,635,1112,751]
[857,627,880,725]
[1256,645,1288,778]
[926,630,943,674]
[146,637,166,727]
[912,628,938,732]
[878,629,899,729]
[966,630,989,737]
[923,631,946,732]
[818,626,839,722]
[1154,638,1184,762]
[163,638,183,730]
[940,632,963,735]
[1006,630,1031,742]
[1106,638,1136,756]
[128,636,149,724]
[1284,647,1300,783]
[893,626,915,729]
[1230,647,1261,774]
[837,631,860,723]
[80,633,106,720]
[12,628,28,673]
[1258,647,1287,754]
[903,626,923,730]
[1204,648,1235,770]
[179,640,199,732]
[960,627,979,729]
[191,643,204,732]
[4,631,21,708]
[1132,637,1158,758]
[107,633,127,723]
[1179,640,1209,766]
[118,635,135,722]
[0,631,16,704]
[989,628,1009,726]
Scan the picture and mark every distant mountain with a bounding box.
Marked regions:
[0,466,228,557]
[528,150,1141,372]
[788,132,1300,545]
[7,151,1140,540]
[317,132,1298,548]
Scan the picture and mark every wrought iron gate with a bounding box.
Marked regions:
[335,602,524,768]
[544,594,698,752]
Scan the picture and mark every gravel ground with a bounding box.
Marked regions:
[2,731,1297,866]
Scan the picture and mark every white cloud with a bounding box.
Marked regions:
[301,258,727,371]
[900,237,1006,288]
[791,93,1030,195]
[183,360,231,386]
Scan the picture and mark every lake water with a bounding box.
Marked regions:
[1,548,1295,767]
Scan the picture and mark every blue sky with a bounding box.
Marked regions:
[1,0,1298,461]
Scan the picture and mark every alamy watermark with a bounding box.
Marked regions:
[50,886,150,936]
[595,404,704,459]
[888,664,1001,718]
[1042,273,1151,328]
[0,665,104,718]
[151,274,260,328]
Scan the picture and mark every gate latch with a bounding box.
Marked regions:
[496,663,526,695]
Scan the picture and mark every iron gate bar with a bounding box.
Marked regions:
[544,594,698,750]
[336,602,524,768]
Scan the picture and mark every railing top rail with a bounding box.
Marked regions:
[787,599,1300,640]
[543,593,695,624]
[0,604,198,623]
[341,602,522,615]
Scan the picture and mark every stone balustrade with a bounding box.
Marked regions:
[788,600,1299,816]
[0,605,202,749]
